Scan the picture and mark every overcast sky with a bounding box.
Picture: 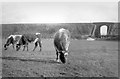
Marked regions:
[2,2,118,24]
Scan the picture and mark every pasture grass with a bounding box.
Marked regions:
[1,39,118,77]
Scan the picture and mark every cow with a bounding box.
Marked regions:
[54,28,71,63]
[4,35,22,50]
[16,33,42,51]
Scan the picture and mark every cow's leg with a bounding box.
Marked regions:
[23,45,25,51]
[23,43,29,51]
[12,44,15,49]
[27,45,28,51]
[26,43,29,51]
[33,42,38,51]
[38,41,42,51]
[56,49,60,62]
[56,50,58,60]
[12,41,15,49]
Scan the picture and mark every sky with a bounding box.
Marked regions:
[1,2,118,24]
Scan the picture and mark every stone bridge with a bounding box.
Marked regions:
[90,22,117,38]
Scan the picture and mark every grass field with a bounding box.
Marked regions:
[1,39,118,77]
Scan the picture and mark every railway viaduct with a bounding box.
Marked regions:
[90,22,117,38]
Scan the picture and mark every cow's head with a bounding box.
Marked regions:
[4,44,8,50]
[4,37,13,50]
[16,43,21,51]
[59,51,69,63]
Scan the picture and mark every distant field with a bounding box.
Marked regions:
[1,39,118,77]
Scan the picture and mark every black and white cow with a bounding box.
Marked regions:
[4,35,22,50]
[16,33,42,51]
[54,28,71,63]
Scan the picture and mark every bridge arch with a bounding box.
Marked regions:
[91,22,114,38]
[100,25,108,36]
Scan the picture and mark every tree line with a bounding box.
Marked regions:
[2,23,118,40]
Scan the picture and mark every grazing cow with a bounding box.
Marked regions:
[16,33,42,51]
[4,35,22,50]
[54,28,71,63]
